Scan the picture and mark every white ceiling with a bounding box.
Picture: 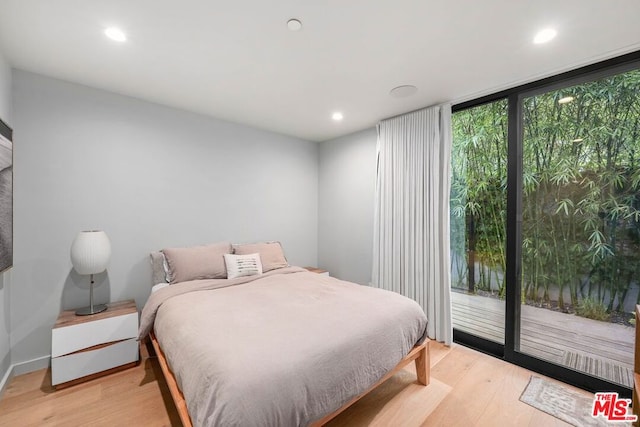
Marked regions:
[0,1,639,142]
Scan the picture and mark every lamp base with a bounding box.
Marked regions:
[75,304,108,316]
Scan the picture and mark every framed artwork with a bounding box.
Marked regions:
[0,117,12,273]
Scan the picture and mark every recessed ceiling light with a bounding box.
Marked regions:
[105,27,127,42]
[533,28,557,44]
[332,112,343,121]
[287,19,302,31]
[390,85,418,98]
[558,96,575,104]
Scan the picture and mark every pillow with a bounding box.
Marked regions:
[233,241,288,272]
[223,253,263,279]
[150,251,169,284]
[162,242,232,284]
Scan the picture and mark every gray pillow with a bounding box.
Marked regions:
[149,251,168,285]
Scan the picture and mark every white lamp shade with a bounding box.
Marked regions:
[70,230,111,275]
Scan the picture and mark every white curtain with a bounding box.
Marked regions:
[372,104,453,345]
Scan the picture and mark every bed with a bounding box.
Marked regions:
[139,243,430,427]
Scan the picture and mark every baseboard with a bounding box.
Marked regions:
[0,363,11,398]
[0,355,50,399]
[12,355,50,376]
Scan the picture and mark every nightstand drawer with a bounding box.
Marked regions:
[51,338,139,386]
[52,311,138,357]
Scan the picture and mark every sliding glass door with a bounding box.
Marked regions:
[451,51,640,394]
[451,100,507,347]
[519,69,640,388]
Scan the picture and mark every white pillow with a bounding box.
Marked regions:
[223,253,263,279]
[162,254,170,282]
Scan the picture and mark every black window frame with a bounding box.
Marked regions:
[452,49,640,397]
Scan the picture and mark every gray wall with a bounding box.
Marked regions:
[0,53,10,122]
[0,51,12,385]
[10,70,318,364]
[318,128,377,285]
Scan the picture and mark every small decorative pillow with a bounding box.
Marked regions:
[233,241,288,272]
[224,253,263,279]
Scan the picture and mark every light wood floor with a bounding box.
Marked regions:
[0,341,589,426]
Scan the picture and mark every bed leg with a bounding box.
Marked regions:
[144,336,157,358]
[415,340,430,386]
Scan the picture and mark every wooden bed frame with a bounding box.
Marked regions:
[149,331,430,427]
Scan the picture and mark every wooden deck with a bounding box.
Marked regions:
[452,291,635,388]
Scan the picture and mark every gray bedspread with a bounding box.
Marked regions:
[139,267,428,427]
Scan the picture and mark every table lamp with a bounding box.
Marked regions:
[70,230,111,316]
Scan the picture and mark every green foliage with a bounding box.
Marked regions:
[451,68,640,315]
[575,297,609,321]
[450,99,508,293]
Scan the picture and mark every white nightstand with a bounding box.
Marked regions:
[303,266,330,276]
[51,300,139,388]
